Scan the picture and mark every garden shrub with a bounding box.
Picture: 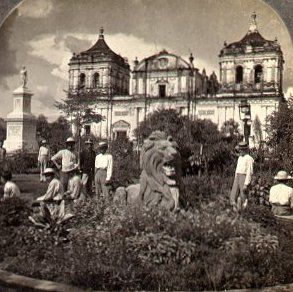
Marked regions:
[1,180,293,291]
[6,151,38,174]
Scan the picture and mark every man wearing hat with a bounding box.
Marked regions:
[36,168,64,202]
[269,171,293,216]
[230,141,254,211]
[38,140,50,182]
[95,142,113,198]
[64,162,85,203]
[80,138,96,196]
[51,137,77,191]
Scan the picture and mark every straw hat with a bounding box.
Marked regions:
[63,162,79,173]
[43,168,55,175]
[274,170,292,181]
[98,141,108,148]
[65,137,75,143]
[85,138,93,144]
[238,141,248,148]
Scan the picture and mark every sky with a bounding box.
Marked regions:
[0,0,292,121]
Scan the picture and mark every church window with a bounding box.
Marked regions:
[92,72,100,88]
[79,73,86,88]
[235,66,243,84]
[254,65,263,84]
[159,84,166,98]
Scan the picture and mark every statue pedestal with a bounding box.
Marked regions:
[3,86,39,153]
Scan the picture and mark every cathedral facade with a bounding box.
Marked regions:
[67,13,284,144]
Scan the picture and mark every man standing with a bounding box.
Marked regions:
[51,137,77,191]
[95,142,113,198]
[80,139,96,196]
[38,140,50,182]
[230,141,254,211]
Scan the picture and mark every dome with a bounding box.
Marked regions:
[220,13,281,57]
[69,27,129,69]
[134,50,191,72]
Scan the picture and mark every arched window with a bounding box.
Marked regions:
[235,66,243,84]
[254,65,263,84]
[79,73,86,88]
[92,72,99,88]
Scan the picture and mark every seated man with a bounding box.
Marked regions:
[1,170,20,200]
[36,168,64,202]
[64,162,85,203]
[269,170,293,216]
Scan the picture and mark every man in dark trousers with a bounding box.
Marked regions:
[80,139,96,196]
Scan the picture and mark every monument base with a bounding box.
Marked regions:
[3,118,39,154]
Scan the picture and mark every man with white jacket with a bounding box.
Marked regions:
[230,141,254,211]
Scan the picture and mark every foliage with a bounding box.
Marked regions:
[253,115,263,146]
[0,117,6,142]
[29,200,74,230]
[134,109,238,175]
[0,197,30,228]
[2,192,293,291]
[36,115,72,154]
[6,151,37,174]
[109,137,140,189]
[266,101,293,171]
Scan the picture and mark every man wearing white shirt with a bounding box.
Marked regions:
[269,170,293,216]
[95,142,113,197]
[38,140,50,182]
[51,137,77,191]
[230,141,254,211]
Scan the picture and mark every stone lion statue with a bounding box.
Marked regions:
[114,131,184,211]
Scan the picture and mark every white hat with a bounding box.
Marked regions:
[41,139,47,144]
[98,142,108,148]
[85,139,93,144]
[63,162,79,173]
[66,137,75,143]
[274,171,292,181]
[43,168,55,175]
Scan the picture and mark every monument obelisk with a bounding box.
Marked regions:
[3,66,39,153]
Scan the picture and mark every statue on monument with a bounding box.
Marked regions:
[20,66,28,88]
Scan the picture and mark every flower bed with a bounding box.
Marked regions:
[0,175,293,291]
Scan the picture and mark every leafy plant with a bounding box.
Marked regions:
[29,200,74,230]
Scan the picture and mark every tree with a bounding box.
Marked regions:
[36,114,50,142]
[109,137,140,189]
[253,115,263,148]
[0,118,6,142]
[55,90,104,160]
[49,116,72,154]
[266,101,293,171]
[135,109,237,175]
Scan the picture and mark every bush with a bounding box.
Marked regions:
[109,137,140,189]
[3,195,293,291]
[6,151,38,174]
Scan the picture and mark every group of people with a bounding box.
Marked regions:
[35,137,113,204]
[1,136,293,217]
[0,137,113,203]
[230,141,293,217]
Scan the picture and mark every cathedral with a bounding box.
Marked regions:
[68,13,284,144]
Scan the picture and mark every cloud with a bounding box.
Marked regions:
[28,32,215,81]
[0,11,18,88]
[18,0,53,18]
